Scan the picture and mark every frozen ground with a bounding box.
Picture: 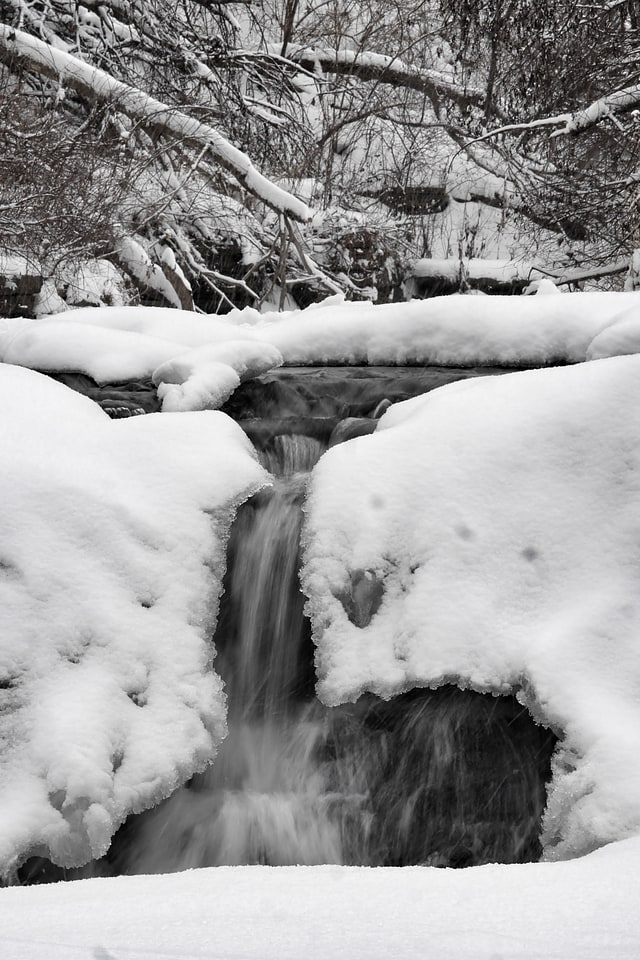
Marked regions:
[3,838,640,959]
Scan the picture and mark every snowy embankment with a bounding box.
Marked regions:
[4,838,640,960]
[302,354,640,861]
[0,365,267,877]
[3,290,640,951]
[0,290,639,412]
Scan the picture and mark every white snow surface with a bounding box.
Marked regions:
[3,838,640,959]
[0,364,268,876]
[152,340,284,412]
[0,292,639,400]
[301,354,640,861]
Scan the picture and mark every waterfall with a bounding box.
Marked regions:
[100,431,555,876]
[17,370,557,884]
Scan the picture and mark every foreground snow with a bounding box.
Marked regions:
[3,838,640,959]
[1,291,640,412]
[0,365,267,876]
[302,354,640,861]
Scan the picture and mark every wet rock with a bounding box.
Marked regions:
[47,372,161,414]
[328,418,377,447]
[336,569,384,628]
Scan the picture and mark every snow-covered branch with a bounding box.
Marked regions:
[0,24,311,222]
[557,83,640,135]
[283,45,487,112]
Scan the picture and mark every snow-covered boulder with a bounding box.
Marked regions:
[302,355,640,861]
[152,341,284,412]
[0,364,268,877]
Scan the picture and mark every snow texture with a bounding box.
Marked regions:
[152,341,284,412]
[409,257,532,283]
[302,354,640,860]
[0,364,268,876]
[3,838,640,959]
[1,292,640,396]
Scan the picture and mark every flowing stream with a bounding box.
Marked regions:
[101,432,556,875]
[19,369,558,882]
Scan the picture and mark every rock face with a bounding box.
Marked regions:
[48,373,161,416]
[221,365,516,421]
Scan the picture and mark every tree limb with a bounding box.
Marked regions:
[283,44,488,113]
[0,23,312,222]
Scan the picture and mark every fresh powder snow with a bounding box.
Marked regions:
[0,291,639,412]
[2,838,640,959]
[2,291,640,958]
[0,364,268,876]
[301,353,640,861]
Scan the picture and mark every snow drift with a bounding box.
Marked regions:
[1,290,639,413]
[302,354,640,860]
[0,364,268,877]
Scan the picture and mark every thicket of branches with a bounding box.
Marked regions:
[0,0,638,312]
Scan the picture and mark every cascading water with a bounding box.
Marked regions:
[18,369,558,884]
[98,431,556,876]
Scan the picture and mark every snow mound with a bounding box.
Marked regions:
[0,318,182,382]
[301,355,640,860]
[153,341,284,412]
[262,291,640,365]
[587,307,640,360]
[2,292,640,395]
[0,364,268,877]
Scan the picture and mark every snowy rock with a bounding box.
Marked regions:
[0,318,182,383]
[302,355,640,860]
[152,340,284,412]
[0,365,268,876]
[157,361,241,412]
[3,293,640,396]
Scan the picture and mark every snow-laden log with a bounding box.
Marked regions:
[0,24,311,222]
[283,45,487,113]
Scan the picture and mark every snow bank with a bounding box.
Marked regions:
[261,290,640,365]
[302,355,640,860]
[3,838,640,959]
[1,293,639,396]
[0,364,268,877]
[586,303,640,360]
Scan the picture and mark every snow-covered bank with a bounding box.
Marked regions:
[302,354,640,860]
[0,365,267,877]
[1,291,639,412]
[3,838,640,959]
